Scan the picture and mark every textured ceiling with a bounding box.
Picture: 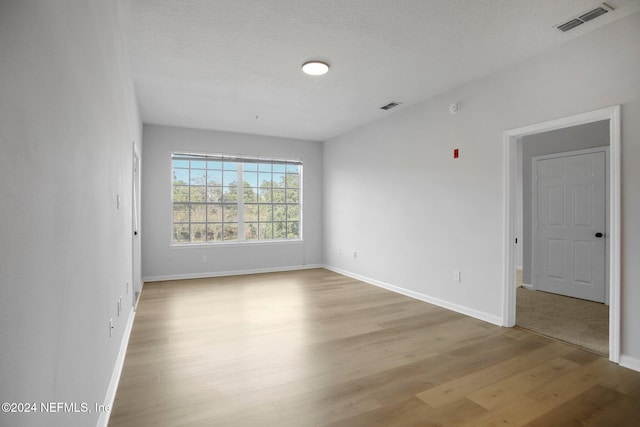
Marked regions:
[118,0,640,141]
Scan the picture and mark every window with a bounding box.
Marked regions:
[171,152,302,244]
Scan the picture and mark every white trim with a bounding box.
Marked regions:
[620,355,640,373]
[97,307,137,427]
[143,264,323,283]
[169,239,304,249]
[522,283,534,290]
[324,265,503,327]
[608,106,622,364]
[502,105,621,364]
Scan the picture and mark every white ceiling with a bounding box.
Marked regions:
[118,0,640,141]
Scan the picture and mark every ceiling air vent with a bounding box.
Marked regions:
[579,7,609,22]
[380,102,401,111]
[557,4,612,32]
[557,18,584,32]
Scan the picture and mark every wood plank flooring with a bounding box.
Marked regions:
[109,269,640,426]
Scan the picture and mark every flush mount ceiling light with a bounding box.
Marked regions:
[302,61,329,76]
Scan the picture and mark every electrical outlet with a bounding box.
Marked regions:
[201,255,208,263]
[453,270,461,282]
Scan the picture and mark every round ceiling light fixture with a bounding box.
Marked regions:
[302,61,330,76]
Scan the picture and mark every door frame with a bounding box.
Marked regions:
[531,147,609,303]
[502,105,621,363]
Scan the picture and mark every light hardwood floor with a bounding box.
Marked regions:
[109,269,640,426]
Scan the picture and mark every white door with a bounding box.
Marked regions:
[132,142,142,307]
[533,148,607,303]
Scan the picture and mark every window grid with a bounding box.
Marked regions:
[172,154,301,244]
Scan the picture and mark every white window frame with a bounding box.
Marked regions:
[171,152,303,245]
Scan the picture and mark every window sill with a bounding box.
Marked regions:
[170,239,303,249]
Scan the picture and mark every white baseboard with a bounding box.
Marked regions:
[143,264,324,283]
[323,265,503,327]
[97,306,136,427]
[522,283,534,290]
[620,355,640,373]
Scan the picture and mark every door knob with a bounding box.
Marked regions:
[595,232,603,238]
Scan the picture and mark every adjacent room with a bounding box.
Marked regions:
[2,1,640,426]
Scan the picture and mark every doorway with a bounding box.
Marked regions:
[502,106,621,363]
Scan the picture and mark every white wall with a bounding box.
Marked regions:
[521,120,609,285]
[141,125,323,280]
[323,12,640,363]
[0,1,141,426]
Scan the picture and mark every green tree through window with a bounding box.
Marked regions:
[171,153,302,244]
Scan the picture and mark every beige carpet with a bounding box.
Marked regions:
[516,287,608,355]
